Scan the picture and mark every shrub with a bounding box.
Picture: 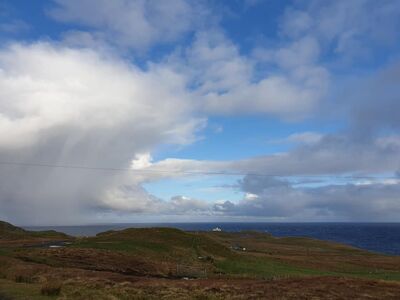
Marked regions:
[40,281,62,296]
[13,270,36,283]
[9,265,40,283]
[14,274,33,283]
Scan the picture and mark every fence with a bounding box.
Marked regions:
[176,264,207,278]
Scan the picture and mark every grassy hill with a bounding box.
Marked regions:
[0,220,27,234]
[82,227,231,259]
[0,220,69,240]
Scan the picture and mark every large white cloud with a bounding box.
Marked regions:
[48,0,331,119]
[0,42,204,224]
[0,43,202,148]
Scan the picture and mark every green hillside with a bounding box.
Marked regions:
[0,220,69,240]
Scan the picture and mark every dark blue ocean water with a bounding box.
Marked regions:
[25,223,400,256]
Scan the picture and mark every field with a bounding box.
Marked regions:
[1,221,400,299]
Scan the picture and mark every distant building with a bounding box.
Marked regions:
[212,227,222,232]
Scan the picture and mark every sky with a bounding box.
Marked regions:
[0,0,400,225]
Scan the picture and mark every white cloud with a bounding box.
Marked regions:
[99,189,210,215]
[354,178,400,186]
[164,31,329,119]
[100,184,162,213]
[48,0,205,51]
[286,132,323,145]
[48,1,331,119]
[254,36,320,69]
[168,195,209,214]
[0,42,202,149]
[130,153,153,170]
[244,193,258,201]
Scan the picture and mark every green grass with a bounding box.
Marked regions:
[0,248,12,256]
[215,255,333,278]
[28,230,69,239]
[71,239,171,253]
[215,254,400,281]
[69,228,231,260]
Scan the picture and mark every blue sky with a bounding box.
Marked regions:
[0,0,400,225]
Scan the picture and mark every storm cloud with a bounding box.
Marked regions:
[0,42,202,224]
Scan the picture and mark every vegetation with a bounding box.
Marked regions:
[1,221,400,299]
[40,281,62,296]
[0,220,69,240]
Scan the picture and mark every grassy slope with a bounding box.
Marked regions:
[204,231,400,281]
[0,221,69,240]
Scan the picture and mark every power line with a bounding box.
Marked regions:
[0,161,397,180]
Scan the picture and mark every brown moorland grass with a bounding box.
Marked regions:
[1,276,400,299]
[40,280,62,296]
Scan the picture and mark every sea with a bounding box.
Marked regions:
[25,222,400,256]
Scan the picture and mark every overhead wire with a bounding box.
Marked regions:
[0,161,397,180]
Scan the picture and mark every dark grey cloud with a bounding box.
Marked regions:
[230,134,400,176]
[238,176,290,195]
[215,175,400,221]
[349,62,400,137]
[281,0,400,60]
